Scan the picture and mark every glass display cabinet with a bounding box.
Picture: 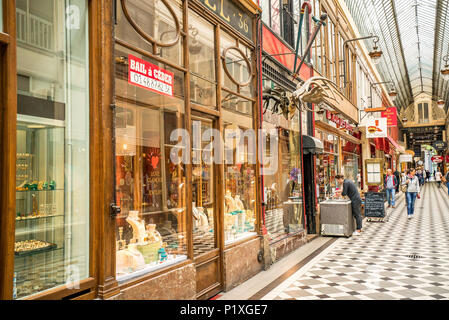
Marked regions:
[15,117,65,299]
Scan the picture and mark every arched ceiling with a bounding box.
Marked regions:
[344,0,449,112]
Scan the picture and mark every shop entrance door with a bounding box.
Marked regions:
[303,153,317,234]
[191,114,223,299]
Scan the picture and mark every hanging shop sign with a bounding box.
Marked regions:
[433,141,448,151]
[381,107,397,127]
[399,154,413,163]
[198,0,253,39]
[325,110,354,133]
[366,118,387,138]
[431,155,444,164]
[128,54,174,97]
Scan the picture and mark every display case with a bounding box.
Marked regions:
[14,118,65,299]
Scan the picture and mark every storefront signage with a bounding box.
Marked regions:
[446,155,449,163]
[366,118,387,138]
[325,110,354,133]
[198,0,253,39]
[433,141,447,151]
[128,54,174,97]
[399,154,413,163]
[381,107,397,127]
[431,155,444,164]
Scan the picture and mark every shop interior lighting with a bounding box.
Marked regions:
[343,35,381,86]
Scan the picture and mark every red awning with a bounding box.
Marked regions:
[387,135,405,153]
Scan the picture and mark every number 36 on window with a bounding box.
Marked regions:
[238,13,249,33]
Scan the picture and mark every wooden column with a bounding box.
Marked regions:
[0,0,17,300]
[91,0,120,299]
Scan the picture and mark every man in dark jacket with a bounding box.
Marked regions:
[384,169,398,208]
[335,174,363,236]
[393,170,401,193]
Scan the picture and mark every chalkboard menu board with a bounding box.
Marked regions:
[364,192,386,218]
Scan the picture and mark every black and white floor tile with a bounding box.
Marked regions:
[262,183,449,300]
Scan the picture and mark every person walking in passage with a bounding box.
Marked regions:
[435,169,443,188]
[394,169,401,193]
[403,168,420,219]
[401,169,410,206]
[384,169,398,208]
[335,174,363,236]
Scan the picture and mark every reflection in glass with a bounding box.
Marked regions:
[114,47,187,281]
[14,0,89,299]
[116,0,183,66]
[316,130,339,201]
[223,108,257,244]
[263,81,304,242]
[192,118,216,256]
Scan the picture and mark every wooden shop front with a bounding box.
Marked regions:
[0,0,262,300]
[111,0,262,300]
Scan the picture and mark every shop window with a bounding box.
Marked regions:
[191,117,216,256]
[114,46,187,282]
[263,80,304,242]
[115,0,184,66]
[342,140,359,188]
[14,0,89,299]
[189,10,216,108]
[315,130,339,202]
[223,106,257,244]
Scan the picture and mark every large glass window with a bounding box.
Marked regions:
[262,79,304,243]
[192,117,216,256]
[114,43,187,281]
[315,130,339,202]
[189,11,216,109]
[14,0,89,299]
[342,139,359,187]
[115,0,183,66]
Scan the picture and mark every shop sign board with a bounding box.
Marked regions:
[366,118,387,138]
[198,0,253,39]
[128,54,174,97]
[433,141,447,151]
[431,155,444,164]
[399,154,413,163]
[325,110,354,133]
[446,155,449,163]
[381,107,397,127]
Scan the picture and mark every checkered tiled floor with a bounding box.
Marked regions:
[263,183,449,300]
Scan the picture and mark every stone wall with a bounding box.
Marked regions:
[111,263,196,300]
[223,238,263,291]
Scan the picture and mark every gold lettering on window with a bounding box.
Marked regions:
[220,0,231,22]
[205,0,216,11]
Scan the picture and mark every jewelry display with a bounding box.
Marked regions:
[14,240,55,254]
[126,211,147,244]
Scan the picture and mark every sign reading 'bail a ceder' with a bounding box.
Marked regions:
[128,54,174,97]
[198,0,253,39]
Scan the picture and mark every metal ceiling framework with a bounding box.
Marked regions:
[344,0,413,111]
[343,0,449,114]
[432,0,449,111]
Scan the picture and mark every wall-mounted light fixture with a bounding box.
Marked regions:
[441,44,449,81]
[343,35,382,86]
